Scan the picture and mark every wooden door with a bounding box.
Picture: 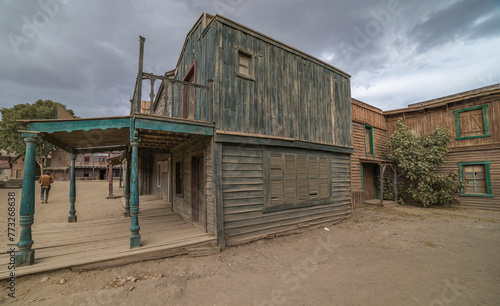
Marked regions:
[362,164,377,200]
[191,153,206,231]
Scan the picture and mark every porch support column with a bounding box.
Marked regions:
[68,154,77,222]
[15,133,38,266]
[379,163,385,205]
[393,165,398,203]
[124,153,131,217]
[107,159,113,197]
[129,141,141,248]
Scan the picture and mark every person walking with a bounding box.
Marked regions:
[39,171,54,203]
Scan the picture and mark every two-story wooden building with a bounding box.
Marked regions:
[385,84,499,210]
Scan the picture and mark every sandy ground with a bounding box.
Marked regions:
[1,181,500,305]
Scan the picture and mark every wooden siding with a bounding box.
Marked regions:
[213,22,352,147]
[385,97,499,149]
[221,143,351,246]
[171,135,215,235]
[352,99,386,130]
[436,148,500,210]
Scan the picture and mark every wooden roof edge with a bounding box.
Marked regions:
[213,14,351,78]
[351,98,384,114]
[384,83,500,116]
[17,115,132,123]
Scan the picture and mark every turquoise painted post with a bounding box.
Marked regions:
[129,141,140,248]
[68,154,77,222]
[124,155,131,217]
[15,133,38,266]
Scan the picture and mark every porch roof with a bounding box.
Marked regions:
[19,114,215,154]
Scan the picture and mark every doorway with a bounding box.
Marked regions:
[99,169,106,180]
[362,163,378,200]
[191,152,206,231]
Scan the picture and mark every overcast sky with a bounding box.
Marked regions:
[1,0,499,118]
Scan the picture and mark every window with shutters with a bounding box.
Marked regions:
[236,49,255,80]
[458,161,493,197]
[454,105,490,140]
[364,124,375,156]
[266,149,331,211]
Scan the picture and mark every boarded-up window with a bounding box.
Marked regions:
[464,164,486,194]
[268,151,331,207]
[175,160,183,196]
[364,125,374,156]
[238,52,251,77]
[459,161,492,197]
[454,105,490,139]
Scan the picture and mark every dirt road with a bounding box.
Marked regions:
[1,181,499,305]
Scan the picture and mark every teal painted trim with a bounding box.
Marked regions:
[15,135,37,266]
[129,117,135,142]
[363,124,375,157]
[453,104,490,140]
[458,161,493,197]
[134,118,214,136]
[129,142,141,248]
[28,117,131,134]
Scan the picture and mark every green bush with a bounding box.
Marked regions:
[388,120,461,207]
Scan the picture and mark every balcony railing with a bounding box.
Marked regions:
[131,72,213,123]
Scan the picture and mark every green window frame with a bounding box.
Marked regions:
[453,105,490,140]
[458,161,493,197]
[363,124,375,157]
[264,148,332,213]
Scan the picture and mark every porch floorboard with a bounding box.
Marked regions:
[0,196,216,280]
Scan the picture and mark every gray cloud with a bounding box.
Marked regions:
[1,0,499,118]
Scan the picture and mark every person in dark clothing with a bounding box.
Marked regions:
[39,171,54,203]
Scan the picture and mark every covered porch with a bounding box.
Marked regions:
[1,194,216,280]
[13,113,215,267]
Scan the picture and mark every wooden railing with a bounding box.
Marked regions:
[132,72,213,123]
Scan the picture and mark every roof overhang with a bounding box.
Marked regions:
[19,114,214,154]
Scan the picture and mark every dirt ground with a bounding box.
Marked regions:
[1,181,499,305]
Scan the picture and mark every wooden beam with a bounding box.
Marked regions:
[135,118,214,136]
[215,133,353,154]
[28,118,131,134]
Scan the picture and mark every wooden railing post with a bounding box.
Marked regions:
[15,133,38,266]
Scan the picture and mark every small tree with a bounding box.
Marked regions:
[0,100,76,171]
[388,120,460,207]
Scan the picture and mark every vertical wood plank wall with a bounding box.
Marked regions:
[171,135,215,235]
[221,143,352,246]
[214,22,352,148]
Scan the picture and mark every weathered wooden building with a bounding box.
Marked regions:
[14,13,353,266]
[142,13,354,246]
[350,99,392,207]
[385,84,500,210]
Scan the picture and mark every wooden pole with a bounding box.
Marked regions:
[379,164,384,205]
[107,154,113,197]
[393,165,398,203]
[15,133,38,266]
[129,141,141,248]
[68,154,77,222]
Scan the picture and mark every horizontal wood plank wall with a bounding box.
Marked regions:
[221,143,351,246]
[215,23,352,148]
[385,98,499,149]
[350,100,388,193]
[436,148,500,210]
[171,136,216,235]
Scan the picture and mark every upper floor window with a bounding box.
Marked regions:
[458,161,492,197]
[364,124,375,156]
[236,50,254,80]
[453,105,490,140]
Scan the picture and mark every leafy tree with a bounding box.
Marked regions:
[388,120,461,207]
[0,100,76,171]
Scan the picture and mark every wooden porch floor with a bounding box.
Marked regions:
[0,196,216,280]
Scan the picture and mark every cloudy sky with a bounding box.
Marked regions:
[1,0,499,118]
